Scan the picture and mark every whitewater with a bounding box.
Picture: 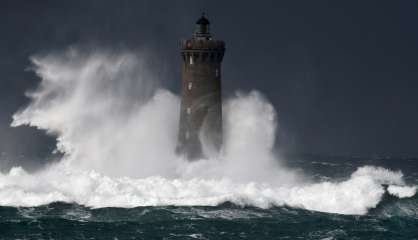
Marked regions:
[1,49,415,215]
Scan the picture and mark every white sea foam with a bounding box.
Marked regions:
[3,49,415,215]
[0,165,414,215]
[388,185,417,198]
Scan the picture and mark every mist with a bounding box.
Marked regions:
[0,48,414,215]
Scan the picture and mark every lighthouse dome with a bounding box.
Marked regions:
[196,15,210,25]
[194,14,211,39]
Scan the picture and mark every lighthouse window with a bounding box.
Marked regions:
[188,82,193,90]
[185,131,189,139]
[189,56,193,65]
[216,69,219,77]
[187,107,191,114]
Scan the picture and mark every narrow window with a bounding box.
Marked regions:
[185,131,189,139]
[190,56,193,65]
[188,82,193,90]
[216,69,219,77]
[187,107,191,114]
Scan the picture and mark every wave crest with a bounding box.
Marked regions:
[5,49,416,215]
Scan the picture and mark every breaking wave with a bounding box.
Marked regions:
[3,49,415,215]
[0,165,415,215]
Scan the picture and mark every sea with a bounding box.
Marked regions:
[0,155,417,240]
[2,51,417,239]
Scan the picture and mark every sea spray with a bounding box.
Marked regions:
[6,49,416,215]
[12,50,179,178]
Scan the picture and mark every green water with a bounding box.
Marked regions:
[0,198,417,240]
[1,156,417,239]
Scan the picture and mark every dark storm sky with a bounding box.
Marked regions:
[1,0,418,166]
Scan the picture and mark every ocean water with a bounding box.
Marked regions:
[1,50,417,239]
[0,156,417,240]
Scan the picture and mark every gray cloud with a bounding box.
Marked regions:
[1,0,418,171]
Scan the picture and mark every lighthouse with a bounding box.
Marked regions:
[177,14,225,160]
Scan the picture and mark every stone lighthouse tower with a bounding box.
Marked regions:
[177,14,225,160]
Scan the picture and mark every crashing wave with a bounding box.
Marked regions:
[2,49,415,215]
[0,165,415,215]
